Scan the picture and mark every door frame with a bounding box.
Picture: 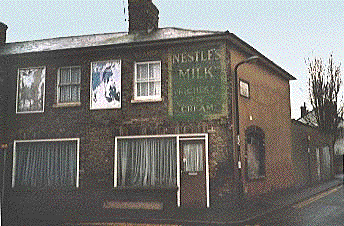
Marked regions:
[177,134,209,207]
[114,133,210,208]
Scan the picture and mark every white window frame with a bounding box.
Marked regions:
[12,138,80,188]
[114,133,209,208]
[133,61,162,102]
[57,66,81,106]
[239,79,250,98]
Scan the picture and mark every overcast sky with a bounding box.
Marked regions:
[1,0,343,119]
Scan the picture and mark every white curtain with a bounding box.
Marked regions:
[137,64,149,97]
[14,141,77,188]
[183,143,203,172]
[59,67,80,103]
[136,63,160,97]
[117,137,177,187]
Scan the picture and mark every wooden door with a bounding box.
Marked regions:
[179,139,207,208]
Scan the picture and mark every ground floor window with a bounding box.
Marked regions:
[116,137,177,187]
[13,139,79,189]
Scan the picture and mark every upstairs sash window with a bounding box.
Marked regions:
[57,66,81,104]
[134,61,161,101]
[13,139,79,189]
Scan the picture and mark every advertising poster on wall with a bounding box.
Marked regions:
[169,45,227,121]
[90,60,121,110]
[16,67,46,113]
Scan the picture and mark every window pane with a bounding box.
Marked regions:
[149,82,155,96]
[137,64,148,81]
[140,82,148,96]
[149,63,160,80]
[60,86,67,102]
[183,143,203,172]
[62,86,71,103]
[71,67,81,84]
[60,68,71,85]
[71,85,80,102]
[147,82,160,96]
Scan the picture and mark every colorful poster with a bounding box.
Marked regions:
[90,60,121,109]
[16,67,45,113]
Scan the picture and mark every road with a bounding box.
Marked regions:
[244,184,344,226]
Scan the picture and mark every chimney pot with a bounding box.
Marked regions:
[0,22,8,45]
[301,103,307,118]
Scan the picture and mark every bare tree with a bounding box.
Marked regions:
[307,54,342,138]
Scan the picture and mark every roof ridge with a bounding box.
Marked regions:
[5,27,223,45]
[162,27,224,34]
[5,31,129,45]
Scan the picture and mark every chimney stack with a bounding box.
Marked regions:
[301,103,307,118]
[128,0,159,33]
[0,22,8,45]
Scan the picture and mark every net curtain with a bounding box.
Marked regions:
[117,138,177,187]
[14,141,77,188]
[183,143,203,172]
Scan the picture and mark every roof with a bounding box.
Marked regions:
[0,27,220,56]
[0,27,295,81]
[297,109,344,129]
[297,110,318,127]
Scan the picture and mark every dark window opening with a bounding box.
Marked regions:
[245,126,266,180]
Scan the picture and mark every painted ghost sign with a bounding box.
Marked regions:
[16,67,46,113]
[90,60,121,109]
[169,45,227,121]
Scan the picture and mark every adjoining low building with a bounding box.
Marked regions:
[291,104,337,189]
[291,119,334,188]
[1,0,298,223]
[334,121,344,174]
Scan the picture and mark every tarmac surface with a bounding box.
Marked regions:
[67,174,344,226]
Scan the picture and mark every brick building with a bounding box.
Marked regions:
[0,0,297,223]
[291,119,334,188]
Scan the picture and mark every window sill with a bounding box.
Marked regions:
[247,175,266,181]
[53,102,81,108]
[113,186,178,192]
[12,186,79,193]
[131,98,163,103]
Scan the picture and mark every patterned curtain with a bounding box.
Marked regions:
[117,137,177,187]
[14,141,77,188]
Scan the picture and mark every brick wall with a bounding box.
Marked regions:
[4,39,234,210]
[291,120,334,187]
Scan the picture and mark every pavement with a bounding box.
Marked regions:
[69,174,344,225]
